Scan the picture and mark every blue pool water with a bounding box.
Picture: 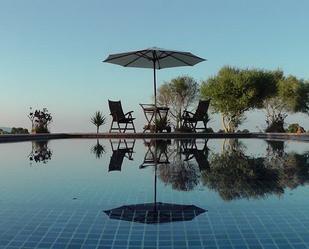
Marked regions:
[0,138,308,249]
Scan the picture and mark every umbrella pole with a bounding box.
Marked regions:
[154,161,157,212]
[153,61,157,108]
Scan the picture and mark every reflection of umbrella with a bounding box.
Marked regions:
[103,47,205,107]
[104,202,205,224]
[104,141,207,224]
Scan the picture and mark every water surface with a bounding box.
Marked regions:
[0,138,308,249]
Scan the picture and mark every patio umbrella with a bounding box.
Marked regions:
[103,47,205,107]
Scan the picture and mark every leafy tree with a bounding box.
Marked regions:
[200,66,277,132]
[91,111,106,134]
[28,108,53,133]
[264,76,309,132]
[157,76,199,129]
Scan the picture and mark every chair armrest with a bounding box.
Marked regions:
[125,111,134,115]
[125,111,134,118]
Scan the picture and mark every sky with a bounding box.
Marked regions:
[0,0,309,132]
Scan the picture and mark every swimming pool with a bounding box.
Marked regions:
[0,138,308,249]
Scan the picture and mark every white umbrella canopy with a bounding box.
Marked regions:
[103,47,206,106]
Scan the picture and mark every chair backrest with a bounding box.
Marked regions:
[108,100,125,121]
[194,100,210,120]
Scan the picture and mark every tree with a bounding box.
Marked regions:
[157,76,199,129]
[200,66,278,132]
[263,76,309,132]
[91,111,106,134]
[28,108,53,133]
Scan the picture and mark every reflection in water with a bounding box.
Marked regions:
[91,139,105,159]
[264,140,309,189]
[28,140,52,165]
[157,139,209,191]
[201,139,309,201]
[105,138,206,224]
[140,139,170,168]
[201,139,283,200]
[108,139,135,172]
[94,138,309,201]
[104,202,206,224]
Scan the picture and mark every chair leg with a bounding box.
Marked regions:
[117,122,122,133]
[131,121,136,133]
[193,122,197,132]
[109,121,114,133]
[123,123,128,133]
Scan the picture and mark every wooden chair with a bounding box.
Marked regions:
[108,100,136,133]
[181,100,210,132]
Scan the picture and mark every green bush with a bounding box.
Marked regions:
[287,123,305,133]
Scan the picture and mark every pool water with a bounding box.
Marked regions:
[0,138,308,249]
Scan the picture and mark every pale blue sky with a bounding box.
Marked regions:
[0,0,308,132]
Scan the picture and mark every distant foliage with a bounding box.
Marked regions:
[287,123,305,133]
[11,127,29,134]
[28,108,52,133]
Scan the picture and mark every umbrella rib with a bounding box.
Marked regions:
[123,51,152,67]
[174,51,206,61]
[103,52,136,62]
[162,52,194,66]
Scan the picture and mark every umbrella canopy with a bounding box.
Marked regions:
[103,47,205,107]
[104,202,206,224]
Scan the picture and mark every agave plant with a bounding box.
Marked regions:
[91,111,106,134]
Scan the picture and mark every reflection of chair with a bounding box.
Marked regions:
[108,100,136,133]
[109,140,135,172]
[181,100,210,132]
[181,139,209,171]
[140,140,170,168]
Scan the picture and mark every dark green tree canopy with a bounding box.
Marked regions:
[201,66,279,132]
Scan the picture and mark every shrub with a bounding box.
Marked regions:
[287,123,305,133]
[11,127,29,134]
[28,108,52,133]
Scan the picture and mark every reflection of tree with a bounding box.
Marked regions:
[158,161,200,191]
[91,140,105,159]
[157,140,202,191]
[201,139,309,201]
[29,140,52,164]
[264,140,309,189]
[201,139,283,201]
